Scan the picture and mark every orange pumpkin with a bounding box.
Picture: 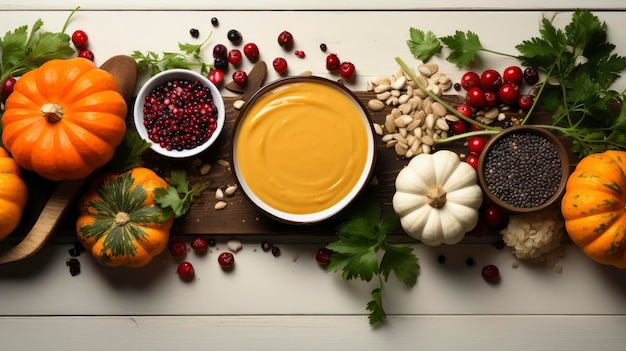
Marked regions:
[76,167,173,268]
[561,150,626,268]
[1,58,127,181]
[0,147,28,241]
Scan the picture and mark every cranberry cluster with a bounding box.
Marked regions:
[142,79,219,151]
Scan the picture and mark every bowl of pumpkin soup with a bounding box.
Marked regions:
[231,76,377,224]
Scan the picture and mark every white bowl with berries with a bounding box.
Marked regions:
[133,69,225,158]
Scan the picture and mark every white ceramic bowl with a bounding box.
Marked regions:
[231,76,377,225]
[133,69,225,158]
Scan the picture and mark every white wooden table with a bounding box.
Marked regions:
[1,2,625,350]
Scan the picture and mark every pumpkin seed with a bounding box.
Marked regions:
[373,123,384,135]
[200,164,211,175]
[367,99,385,112]
[233,99,245,110]
[215,201,227,210]
[374,84,391,93]
[215,188,224,200]
[392,76,406,90]
[224,185,238,196]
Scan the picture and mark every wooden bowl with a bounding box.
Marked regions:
[477,125,570,213]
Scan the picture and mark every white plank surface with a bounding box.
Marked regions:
[1,4,626,350]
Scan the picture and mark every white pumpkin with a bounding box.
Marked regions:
[392,150,483,246]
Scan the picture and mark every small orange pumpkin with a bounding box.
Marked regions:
[561,150,626,268]
[1,58,127,181]
[76,167,173,267]
[0,146,28,241]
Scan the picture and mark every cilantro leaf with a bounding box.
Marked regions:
[440,30,484,66]
[406,28,442,62]
[366,288,386,325]
[155,170,206,218]
[131,33,213,76]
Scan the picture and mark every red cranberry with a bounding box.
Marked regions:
[243,43,259,61]
[339,61,356,79]
[480,69,503,91]
[169,241,187,257]
[325,54,341,70]
[294,50,305,58]
[503,66,524,85]
[228,49,242,65]
[208,69,225,86]
[484,90,499,107]
[466,87,486,108]
[277,31,294,48]
[71,30,88,48]
[498,83,519,105]
[218,252,235,269]
[450,120,467,135]
[78,49,94,61]
[460,71,480,91]
[190,237,208,252]
[518,95,534,110]
[177,262,195,280]
[483,206,503,227]
[232,70,248,85]
[466,154,479,170]
[272,57,288,74]
[467,136,487,156]
[455,103,473,118]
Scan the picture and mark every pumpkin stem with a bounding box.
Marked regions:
[427,186,447,208]
[40,103,64,123]
[115,212,131,226]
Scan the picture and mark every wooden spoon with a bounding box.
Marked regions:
[0,55,138,264]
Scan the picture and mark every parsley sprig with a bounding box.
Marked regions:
[327,192,420,325]
[0,7,77,95]
[155,170,206,219]
[131,34,214,76]
[406,9,626,158]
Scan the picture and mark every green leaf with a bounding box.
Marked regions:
[380,245,419,286]
[366,288,386,325]
[108,130,152,173]
[154,170,206,218]
[440,30,484,66]
[406,28,442,62]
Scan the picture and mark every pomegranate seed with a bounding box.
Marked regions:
[325,53,340,70]
[177,262,195,280]
[232,70,248,85]
[277,31,294,48]
[190,237,208,252]
[243,43,259,61]
[218,252,235,269]
[294,50,305,58]
[189,28,200,39]
[339,61,356,79]
[71,30,89,48]
[481,264,500,283]
[315,248,333,265]
[272,57,288,74]
[169,241,187,257]
[78,49,94,61]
